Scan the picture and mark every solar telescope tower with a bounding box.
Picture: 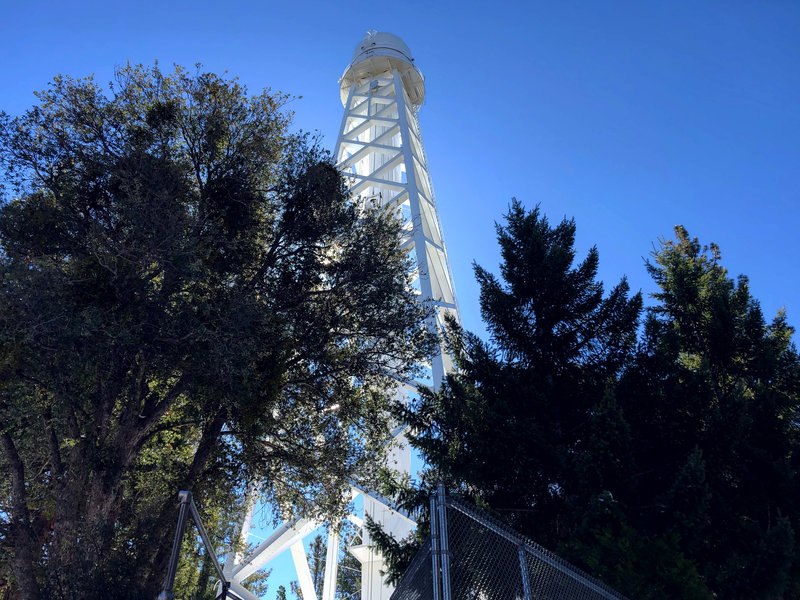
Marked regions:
[335,29,459,387]
[224,30,459,600]
[334,29,460,599]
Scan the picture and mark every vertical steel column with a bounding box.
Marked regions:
[518,544,533,600]
[321,528,340,600]
[429,493,442,600]
[158,491,192,600]
[223,484,256,578]
[393,69,443,389]
[436,484,452,600]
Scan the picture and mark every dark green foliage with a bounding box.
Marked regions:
[375,200,642,580]
[613,226,800,598]
[409,200,642,540]
[380,207,800,599]
[0,65,432,600]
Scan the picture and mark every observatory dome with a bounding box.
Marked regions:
[340,30,425,107]
[349,31,414,64]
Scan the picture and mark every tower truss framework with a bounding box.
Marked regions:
[335,39,459,389]
[225,31,459,600]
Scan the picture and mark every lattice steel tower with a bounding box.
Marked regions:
[333,29,460,600]
[224,31,459,600]
[335,30,459,387]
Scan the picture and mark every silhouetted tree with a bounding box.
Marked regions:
[378,210,800,599]
[0,65,432,600]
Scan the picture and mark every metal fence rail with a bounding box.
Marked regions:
[391,486,631,600]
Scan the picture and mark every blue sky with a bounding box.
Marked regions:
[2,1,799,338]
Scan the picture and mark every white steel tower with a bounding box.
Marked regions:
[224,31,459,600]
[333,29,460,600]
[335,30,459,387]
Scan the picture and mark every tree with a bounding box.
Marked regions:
[383,217,800,599]
[0,65,433,600]
[372,200,642,582]
[611,226,800,599]
[290,524,362,600]
[410,200,642,539]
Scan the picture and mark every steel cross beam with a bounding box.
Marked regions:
[337,73,459,386]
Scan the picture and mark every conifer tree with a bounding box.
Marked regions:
[383,214,800,599]
[613,226,800,599]
[406,199,642,546]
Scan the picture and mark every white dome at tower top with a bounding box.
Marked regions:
[340,30,425,107]
[350,30,415,64]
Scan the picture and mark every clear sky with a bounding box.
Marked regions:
[2,0,799,339]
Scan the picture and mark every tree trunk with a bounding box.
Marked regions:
[0,433,41,600]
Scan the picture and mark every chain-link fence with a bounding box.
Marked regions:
[391,486,630,600]
[388,534,435,600]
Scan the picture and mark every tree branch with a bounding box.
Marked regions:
[42,406,64,482]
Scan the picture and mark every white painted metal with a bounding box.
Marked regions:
[228,517,321,582]
[228,580,265,600]
[331,30,460,600]
[321,529,340,600]
[336,30,459,391]
[226,30,459,600]
[291,540,318,600]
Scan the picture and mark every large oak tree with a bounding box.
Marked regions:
[0,65,432,600]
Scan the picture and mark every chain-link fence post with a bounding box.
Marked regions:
[158,491,192,600]
[436,484,452,600]
[518,543,533,600]
[158,490,230,600]
[430,493,442,600]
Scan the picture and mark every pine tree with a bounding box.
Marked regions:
[387,216,800,599]
[368,199,800,599]
[402,200,642,549]
[616,226,800,599]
